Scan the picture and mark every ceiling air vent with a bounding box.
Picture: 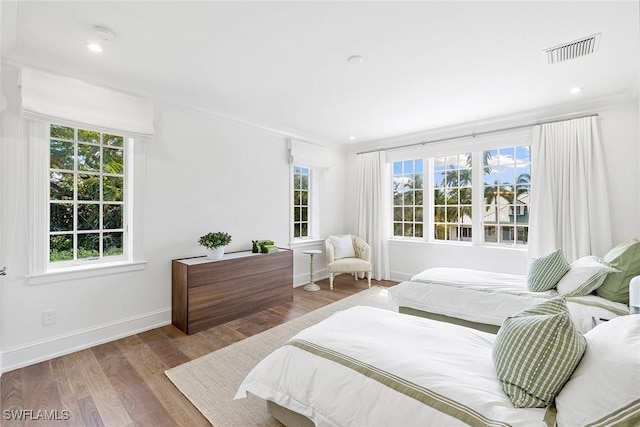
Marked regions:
[544,33,601,64]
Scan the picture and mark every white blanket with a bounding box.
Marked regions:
[236,306,545,427]
[388,267,629,333]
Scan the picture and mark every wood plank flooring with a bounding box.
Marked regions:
[1,277,394,427]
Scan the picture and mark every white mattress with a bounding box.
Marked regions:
[236,306,546,426]
[388,267,629,333]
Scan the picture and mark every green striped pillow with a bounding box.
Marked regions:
[527,249,570,292]
[492,297,586,408]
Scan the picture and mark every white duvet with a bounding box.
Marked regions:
[388,267,629,333]
[236,306,546,427]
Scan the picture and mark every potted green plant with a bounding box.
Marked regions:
[198,231,232,260]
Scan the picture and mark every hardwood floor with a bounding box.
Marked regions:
[1,277,394,427]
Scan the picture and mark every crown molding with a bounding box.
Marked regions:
[348,90,638,153]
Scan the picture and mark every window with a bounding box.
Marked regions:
[49,124,127,264]
[393,159,424,238]
[292,166,310,238]
[433,153,472,242]
[19,68,151,283]
[482,146,530,244]
[392,143,531,247]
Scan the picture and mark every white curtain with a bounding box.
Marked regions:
[355,151,390,280]
[529,116,612,262]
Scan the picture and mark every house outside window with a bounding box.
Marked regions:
[392,159,424,238]
[482,146,530,244]
[392,142,530,247]
[49,124,127,264]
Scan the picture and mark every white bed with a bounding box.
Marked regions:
[236,305,640,427]
[236,306,547,426]
[388,267,629,333]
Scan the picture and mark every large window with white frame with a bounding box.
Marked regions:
[392,159,424,238]
[19,67,151,282]
[292,165,311,239]
[49,124,128,264]
[482,146,531,245]
[433,153,472,242]
[392,143,531,246]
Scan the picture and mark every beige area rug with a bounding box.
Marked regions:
[165,287,393,427]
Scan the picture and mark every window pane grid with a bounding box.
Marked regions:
[483,145,530,245]
[393,159,424,238]
[293,166,310,238]
[433,153,472,242]
[49,124,125,263]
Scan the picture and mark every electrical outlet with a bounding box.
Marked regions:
[43,310,56,326]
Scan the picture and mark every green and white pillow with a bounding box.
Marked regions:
[554,315,640,427]
[596,239,640,304]
[527,249,570,292]
[492,297,586,408]
[556,255,616,297]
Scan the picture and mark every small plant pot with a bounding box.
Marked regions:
[208,246,226,260]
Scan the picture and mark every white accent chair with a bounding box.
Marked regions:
[325,235,372,290]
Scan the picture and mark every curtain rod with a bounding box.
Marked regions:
[356,113,599,155]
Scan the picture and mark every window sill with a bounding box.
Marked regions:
[388,238,528,252]
[27,260,148,285]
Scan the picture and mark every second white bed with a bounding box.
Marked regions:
[387,267,629,333]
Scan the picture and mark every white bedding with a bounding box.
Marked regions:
[388,267,629,333]
[236,306,546,427]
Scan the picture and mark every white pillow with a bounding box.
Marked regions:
[330,235,356,259]
[556,255,616,296]
[554,315,640,427]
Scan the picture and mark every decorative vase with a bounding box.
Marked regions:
[208,246,226,260]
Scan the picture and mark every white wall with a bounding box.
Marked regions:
[0,66,347,372]
[346,97,640,281]
[638,72,640,238]
[599,102,640,246]
[0,61,5,377]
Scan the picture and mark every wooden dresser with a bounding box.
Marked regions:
[171,249,293,334]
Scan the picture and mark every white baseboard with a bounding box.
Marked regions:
[2,308,171,373]
[390,271,413,282]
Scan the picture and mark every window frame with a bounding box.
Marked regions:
[389,130,531,248]
[392,159,424,239]
[27,121,146,285]
[290,164,320,243]
[48,124,129,266]
[431,153,473,243]
[481,146,531,246]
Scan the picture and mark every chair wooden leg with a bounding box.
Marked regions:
[329,273,334,290]
[367,272,371,288]
[354,272,358,282]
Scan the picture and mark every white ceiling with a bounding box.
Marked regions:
[2,1,639,145]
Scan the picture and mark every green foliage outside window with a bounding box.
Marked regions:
[393,159,424,238]
[394,146,530,245]
[433,153,473,242]
[49,124,125,262]
[293,166,310,238]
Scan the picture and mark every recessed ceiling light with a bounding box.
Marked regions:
[569,87,583,94]
[86,26,115,53]
[349,136,356,140]
[86,43,103,53]
[347,55,364,65]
